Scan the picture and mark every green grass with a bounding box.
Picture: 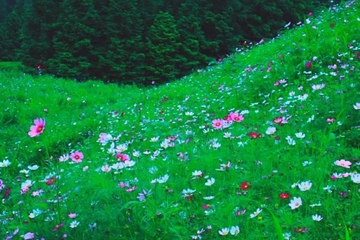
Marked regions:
[1,1,360,239]
[0,61,26,72]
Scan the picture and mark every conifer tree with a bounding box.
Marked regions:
[177,0,211,73]
[145,11,182,83]
[47,0,101,79]
[100,0,145,83]
[0,0,27,61]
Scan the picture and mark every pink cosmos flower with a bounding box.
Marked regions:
[212,119,224,129]
[68,213,77,218]
[21,232,34,240]
[70,151,84,163]
[0,179,5,190]
[28,118,45,137]
[101,164,111,172]
[98,133,112,145]
[115,153,130,162]
[228,112,244,122]
[334,159,352,168]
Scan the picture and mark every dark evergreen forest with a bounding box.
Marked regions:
[0,0,338,84]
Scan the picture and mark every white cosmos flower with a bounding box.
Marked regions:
[230,226,240,236]
[223,132,232,138]
[115,144,128,152]
[192,170,203,178]
[298,180,312,191]
[28,165,39,170]
[289,197,302,210]
[132,150,141,157]
[203,196,215,200]
[157,174,169,183]
[265,126,276,135]
[70,220,80,228]
[286,136,296,145]
[205,178,215,186]
[250,208,262,218]
[218,228,230,236]
[0,159,11,168]
[124,160,136,168]
[312,214,323,221]
[351,173,360,183]
[353,102,360,110]
[309,201,322,207]
[150,136,159,142]
[182,188,196,197]
[295,132,306,138]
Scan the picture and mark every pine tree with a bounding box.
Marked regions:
[47,0,101,79]
[18,0,62,72]
[0,0,28,61]
[100,0,145,83]
[177,0,212,73]
[145,11,182,83]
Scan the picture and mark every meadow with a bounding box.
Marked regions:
[0,1,360,239]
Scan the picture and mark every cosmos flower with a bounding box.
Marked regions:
[101,164,112,172]
[21,232,35,240]
[230,226,240,236]
[205,178,215,186]
[289,197,302,210]
[353,102,360,110]
[0,179,5,190]
[98,133,112,145]
[265,126,276,135]
[298,181,312,191]
[312,214,323,221]
[212,119,224,129]
[295,132,306,138]
[248,132,261,139]
[115,153,130,162]
[156,174,169,183]
[70,220,80,228]
[218,228,230,236]
[28,118,45,137]
[279,192,290,199]
[350,173,360,183]
[192,170,203,178]
[228,112,244,122]
[0,159,11,168]
[70,151,84,163]
[334,159,352,168]
[250,208,262,218]
[240,181,251,190]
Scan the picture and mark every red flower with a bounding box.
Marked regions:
[186,195,193,201]
[279,192,290,199]
[330,23,335,28]
[248,132,261,139]
[53,223,64,232]
[2,188,11,199]
[294,227,308,233]
[45,177,57,186]
[240,181,251,190]
[305,61,312,69]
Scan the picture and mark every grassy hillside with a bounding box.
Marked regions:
[0,1,359,239]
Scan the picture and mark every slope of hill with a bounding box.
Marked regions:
[0,1,359,239]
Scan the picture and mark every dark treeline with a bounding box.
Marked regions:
[0,0,337,84]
